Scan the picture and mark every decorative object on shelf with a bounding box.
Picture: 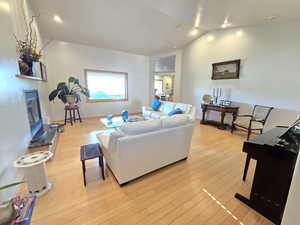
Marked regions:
[202,94,213,104]
[212,88,222,104]
[106,114,113,124]
[40,63,47,81]
[14,14,50,77]
[121,110,129,121]
[14,151,53,197]
[212,59,240,80]
[0,181,24,225]
[48,76,90,104]
[49,123,64,133]
[219,100,232,106]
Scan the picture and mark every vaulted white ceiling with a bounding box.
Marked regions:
[29,0,300,56]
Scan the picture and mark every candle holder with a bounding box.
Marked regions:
[212,88,222,105]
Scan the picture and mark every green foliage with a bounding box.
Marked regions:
[49,76,90,104]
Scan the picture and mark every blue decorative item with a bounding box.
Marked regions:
[168,108,183,116]
[151,99,161,111]
[121,110,129,121]
[107,114,113,124]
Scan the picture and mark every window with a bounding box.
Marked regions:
[85,69,128,102]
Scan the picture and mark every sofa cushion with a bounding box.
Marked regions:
[175,103,192,114]
[120,119,161,135]
[161,102,175,115]
[161,116,189,129]
[168,108,183,116]
[143,108,154,118]
[151,111,166,119]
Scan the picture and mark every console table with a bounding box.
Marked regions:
[201,104,239,129]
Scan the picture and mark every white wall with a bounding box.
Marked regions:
[0,0,50,201]
[182,22,300,131]
[45,41,150,121]
[181,21,300,225]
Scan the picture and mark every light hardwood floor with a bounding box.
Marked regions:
[24,118,274,225]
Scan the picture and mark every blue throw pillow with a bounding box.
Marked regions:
[151,99,161,111]
[168,108,183,116]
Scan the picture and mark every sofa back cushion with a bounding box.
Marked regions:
[160,102,175,114]
[175,103,192,114]
[161,116,189,129]
[120,119,161,135]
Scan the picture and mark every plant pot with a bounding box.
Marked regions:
[0,201,16,225]
[66,95,76,105]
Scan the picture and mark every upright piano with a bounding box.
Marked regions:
[235,122,300,225]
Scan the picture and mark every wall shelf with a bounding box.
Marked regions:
[16,74,46,81]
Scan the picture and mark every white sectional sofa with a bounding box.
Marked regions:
[142,101,196,121]
[96,116,194,185]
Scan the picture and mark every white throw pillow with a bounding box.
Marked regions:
[161,116,189,129]
[120,119,161,135]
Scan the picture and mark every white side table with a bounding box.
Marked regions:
[14,151,53,197]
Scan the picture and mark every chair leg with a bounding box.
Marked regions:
[69,110,73,126]
[73,109,76,123]
[99,156,105,180]
[231,124,235,133]
[82,160,86,186]
[77,108,82,123]
[243,155,251,181]
[247,128,251,140]
[260,129,263,134]
[64,109,67,125]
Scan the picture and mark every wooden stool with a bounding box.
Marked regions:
[64,105,82,125]
[80,143,105,186]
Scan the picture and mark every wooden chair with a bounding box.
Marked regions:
[231,105,273,181]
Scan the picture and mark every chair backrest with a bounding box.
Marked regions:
[252,105,274,124]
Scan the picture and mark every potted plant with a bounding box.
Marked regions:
[14,15,50,76]
[0,181,24,225]
[49,76,90,105]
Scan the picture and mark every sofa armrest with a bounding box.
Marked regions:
[96,129,116,150]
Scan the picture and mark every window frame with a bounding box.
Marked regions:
[84,69,128,103]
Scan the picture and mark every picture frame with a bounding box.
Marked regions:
[212,59,240,80]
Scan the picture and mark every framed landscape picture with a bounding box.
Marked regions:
[212,59,240,80]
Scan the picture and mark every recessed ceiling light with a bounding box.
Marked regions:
[53,15,63,23]
[189,28,199,36]
[236,31,243,37]
[207,35,215,41]
[221,23,231,29]
[0,1,10,12]
[221,18,231,29]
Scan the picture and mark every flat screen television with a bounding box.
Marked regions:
[24,90,43,141]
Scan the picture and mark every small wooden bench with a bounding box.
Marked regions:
[80,143,105,186]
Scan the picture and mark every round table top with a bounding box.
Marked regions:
[14,151,53,168]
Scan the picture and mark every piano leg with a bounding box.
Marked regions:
[242,155,251,181]
[234,193,251,206]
